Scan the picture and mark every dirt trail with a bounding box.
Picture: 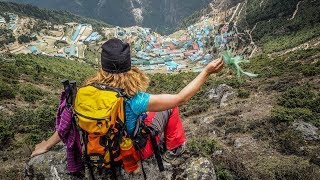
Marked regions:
[259,0,264,8]
[289,1,302,20]
[233,2,246,36]
[229,3,242,23]
[271,36,320,56]
[248,22,258,58]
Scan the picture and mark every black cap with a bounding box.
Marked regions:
[101,38,131,73]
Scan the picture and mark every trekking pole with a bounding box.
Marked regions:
[148,128,165,172]
[69,80,77,105]
[61,79,72,106]
[61,79,70,93]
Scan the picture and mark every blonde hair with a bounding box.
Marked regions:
[83,67,150,97]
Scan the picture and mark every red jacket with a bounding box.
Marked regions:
[139,107,186,159]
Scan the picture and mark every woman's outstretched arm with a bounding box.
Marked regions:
[147,58,224,112]
[31,131,61,157]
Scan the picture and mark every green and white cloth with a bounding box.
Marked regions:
[221,50,258,79]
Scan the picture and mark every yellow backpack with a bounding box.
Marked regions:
[74,84,128,171]
[62,81,163,180]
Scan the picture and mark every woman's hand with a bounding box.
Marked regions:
[31,140,49,157]
[30,131,61,158]
[204,57,224,75]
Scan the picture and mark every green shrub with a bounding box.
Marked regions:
[271,107,316,123]
[0,81,16,100]
[278,86,315,109]
[0,62,19,79]
[274,129,305,155]
[19,84,46,102]
[212,153,252,179]
[33,105,56,130]
[4,105,56,146]
[302,65,320,76]
[273,86,320,126]
[237,89,250,98]
[244,49,320,79]
[188,137,219,156]
[18,34,31,44]
[253,156,320,180]
[309,97,320,114]
[217,169,234,180]
[224,78,245,88]
[0,123,14,150]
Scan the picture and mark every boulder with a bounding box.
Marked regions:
[25,147,70,180]
[208,84,235,107]
[310,155,320,166]
[25,147,173,180]
[292,121,319,141]
[233,136,255,149]
[179,157,216,180]
[220,91,236,108]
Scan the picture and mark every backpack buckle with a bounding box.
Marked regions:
[97,120,103,129]
[118,89,127,97]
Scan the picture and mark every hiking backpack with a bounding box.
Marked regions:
[74,84,129,175]
[62,80,164,180]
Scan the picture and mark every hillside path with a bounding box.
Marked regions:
[289,1,302,20]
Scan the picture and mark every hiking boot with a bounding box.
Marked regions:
[163,143,186,163]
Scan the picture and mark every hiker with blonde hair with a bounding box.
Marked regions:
[31,38,223,175]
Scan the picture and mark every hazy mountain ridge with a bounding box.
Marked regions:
[3,0,211,34]
[0,1,110,28]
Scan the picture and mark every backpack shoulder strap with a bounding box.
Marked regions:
[91,83,129,99]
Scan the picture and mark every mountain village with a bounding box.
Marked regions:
[0,4,254,73]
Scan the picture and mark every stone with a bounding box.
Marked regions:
[25,148,70,180]
[24,148,218,180]
[292,121,319,141]
[208,84,235,107]
[180,157,216,180]
[310,155,320,166]
[25,147,173,180]
[220,91,236,108]
[208,84,232,101]
[234,136,255,148]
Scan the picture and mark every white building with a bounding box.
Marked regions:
[0,16,5,24]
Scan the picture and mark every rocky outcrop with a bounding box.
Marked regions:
[208,84,236,108]
[178,157,216,180]
[25,147,216,180]
[234,136,256,149]
[25,148,173,180]
[292,121,319,141]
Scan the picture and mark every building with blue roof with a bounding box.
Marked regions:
[5,13,18,31]
[165,61,179,71]
[64,44,77,57]
[0,16,5,24]
[29,46,41,54]
[31,33,37,38]
[71,24,89,42]
[84,32,102,44]
[54,54,66,58]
